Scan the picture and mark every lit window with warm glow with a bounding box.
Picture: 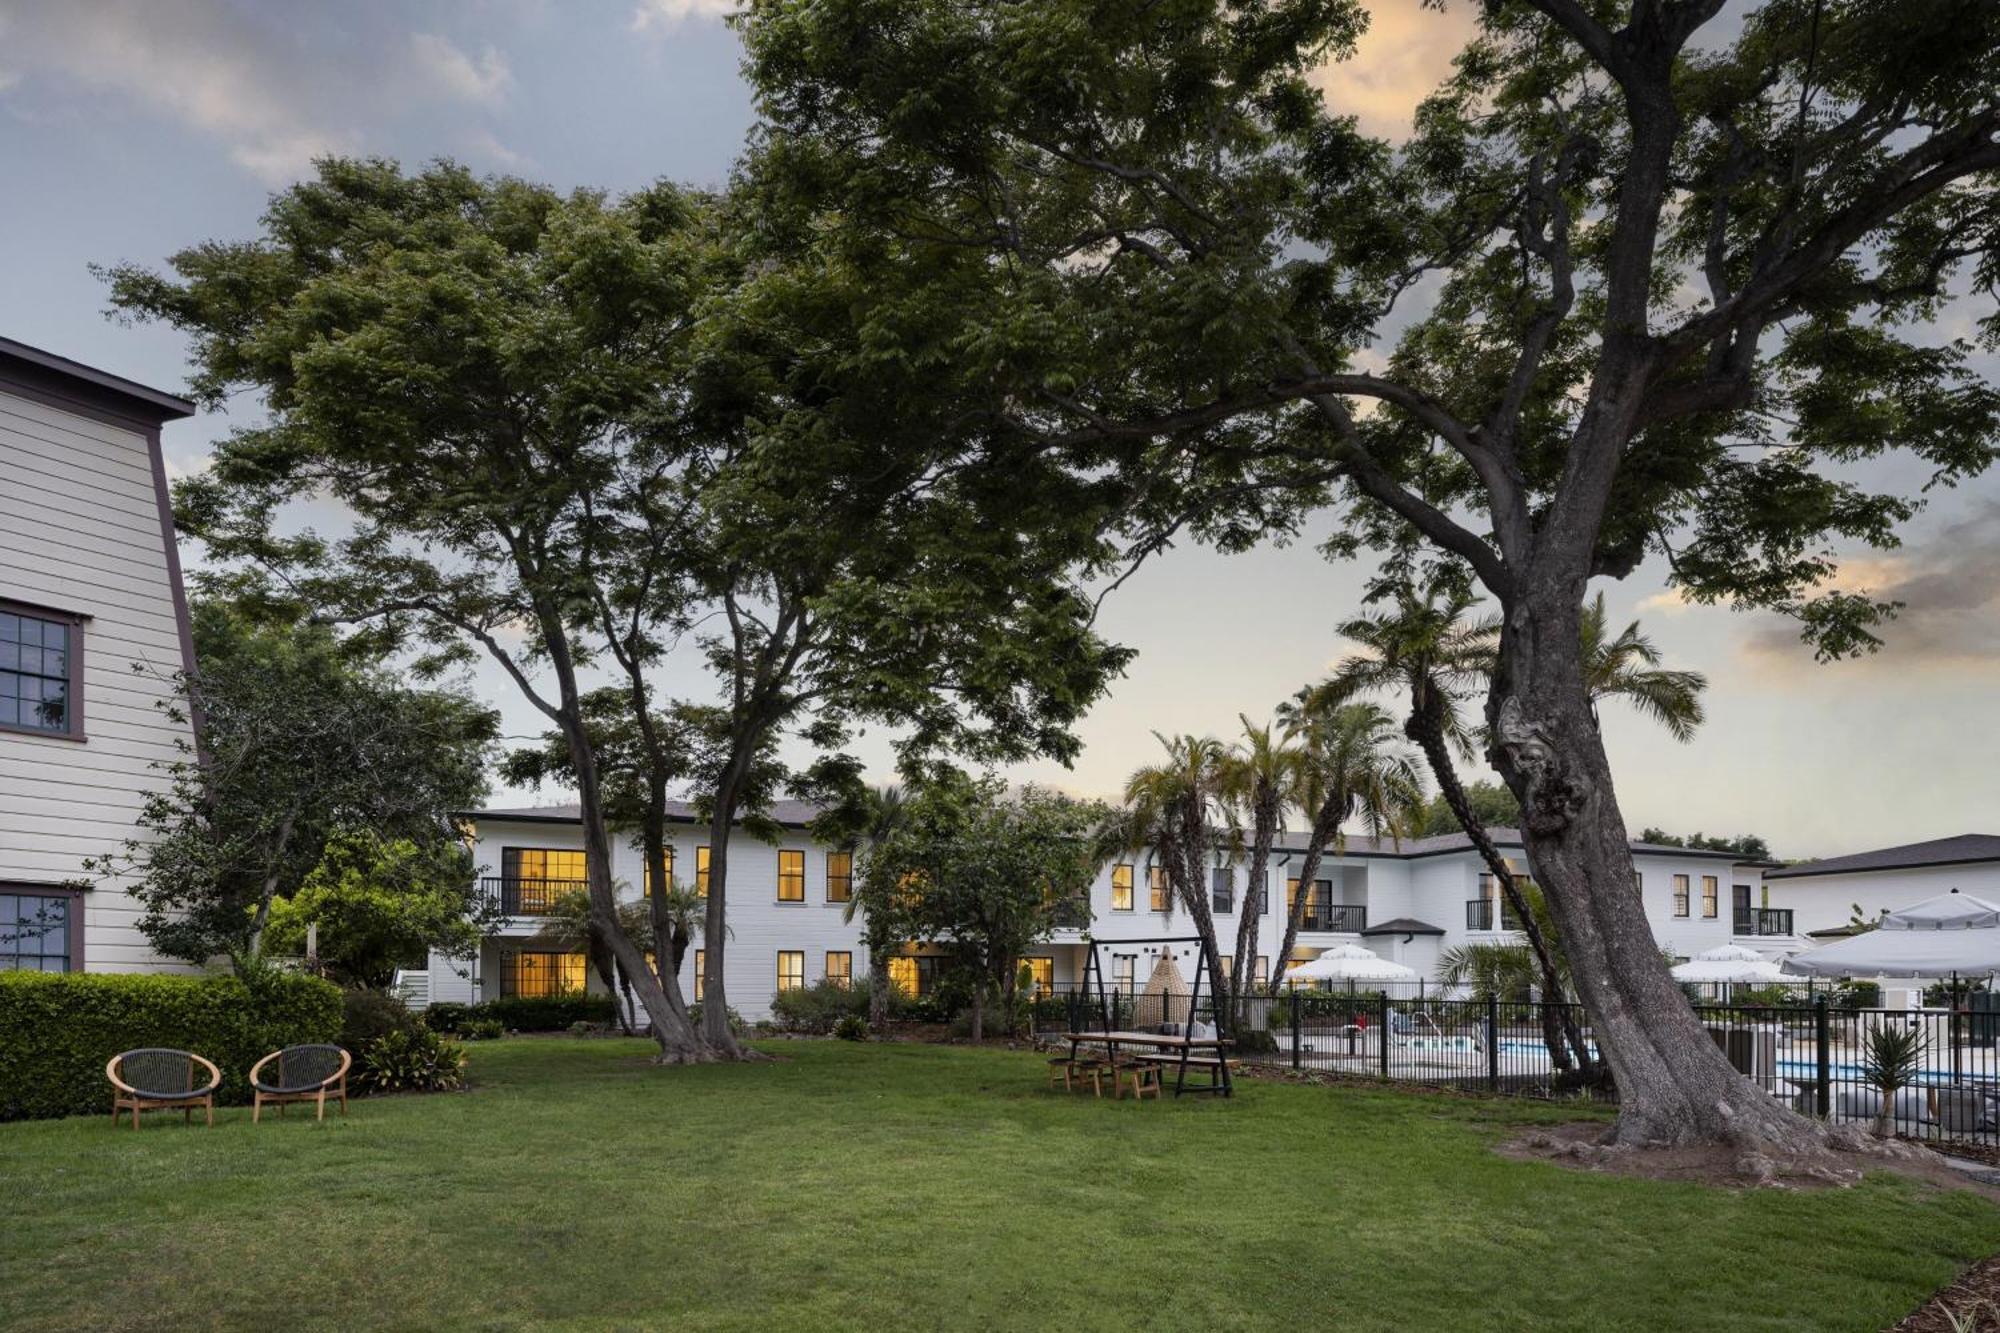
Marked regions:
[777,849,805,902]
[696,846,710,896]
[643,847,676,897]
[1149,866,1169,912]
[1023,956,1053,997]
[1111,864,1133,911]
[777,950,805,992]
[826,851,853,903]
[826,951,853,988]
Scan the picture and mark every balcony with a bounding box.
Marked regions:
[1049,895,1091,930]
[1295,898,1366,933]
[1465,898,1523,932]
[478,876,588,916]
[1733,907,1794,937]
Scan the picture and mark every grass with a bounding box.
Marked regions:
[4,1038,1998,1331]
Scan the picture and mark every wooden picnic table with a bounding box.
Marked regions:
[1062,1030,1235,1098]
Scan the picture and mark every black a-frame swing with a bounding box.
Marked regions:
[1075,934,1234,1098]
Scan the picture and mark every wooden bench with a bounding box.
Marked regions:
[1115,1061,1163,1101]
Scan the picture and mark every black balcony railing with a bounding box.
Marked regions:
[479,876,588,916]
[1295,900,1366,933]
[1465,898,1524,932]
[1734,907,1795,937]
[1049,896,1091,930]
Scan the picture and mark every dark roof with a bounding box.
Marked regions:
[1266,826,1753,863]
[1360,917,1445,937]
[466,799,827,829]
[0,336,195,426]
[1766,834,2000,881]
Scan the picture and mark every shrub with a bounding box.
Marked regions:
[482,993,615,1032]
[354,1027,466,1094]
[422,1001,474,1034]
[769,978,870,1034]
[0,969,341,1121]
[342,987,418,1051]
[686,1002,745,1036]
[833,1014,868,1042]
[459,1018,505,1041]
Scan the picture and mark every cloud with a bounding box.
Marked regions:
[464,129,534,171]
[1743,502,2000,673]
[630,0,739,32]
[1311,3,1480,141]
[409,33,513,109]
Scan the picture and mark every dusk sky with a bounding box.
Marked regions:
[4,0,1995,859]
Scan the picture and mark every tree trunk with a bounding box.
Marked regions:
[1168,811,1228,1026]
[641,804,698,1040]
[867,949,891,1029]
[970,983,985,1043]
[1490,583,1823,1149]
[1406,702,1581,1077]
[1268,804,1336,996]
[699,798,745,1056]
[1231,785,1277,1029]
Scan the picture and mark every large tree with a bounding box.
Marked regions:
[110,161,1126,1062]
[740,0,2000,1151]
[1215,716,1297,1019]
[1114,734,1235,1013]
[86,594,496,967]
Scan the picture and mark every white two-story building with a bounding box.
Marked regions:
[0,337,198,976]
[434,801,1781,1020]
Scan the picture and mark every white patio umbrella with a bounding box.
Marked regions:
[1782,891,2000,979]
[1284,943,1419,984]
[1671,944,1789,985]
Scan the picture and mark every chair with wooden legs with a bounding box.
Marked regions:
[107,1049,221,1129]
[1117,1061,1163,1102]
[250,1044,351,1123]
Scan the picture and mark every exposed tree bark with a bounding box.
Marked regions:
[1268,801,1339,997]
[1490,581,1819,1148]
[1231,779,1279,1026]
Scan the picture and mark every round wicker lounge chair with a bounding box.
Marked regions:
[106,1049,221,1129]
[249,1044,351,1122]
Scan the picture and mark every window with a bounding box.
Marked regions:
[1149,866,1170,912]
[1476,873,1522,931]
[777,950,805,992]
[1110,863,1134,911]
[825,951,853,988]
[1701,875,1719,919]
[643,847,676,897]
[887,955,939,997]
[696,846,711,896]
[1255,956,1269,988]
[777,849,805,902]
[694,948,705,1001]
[1112,955,1135,993]
[0,889,79,971]
[1672,874,1690,917]
[0,605,82,738]
[1760,884,1769,909]
[1023,956,1053,998]
[826,851,853,903]
[502,951,586,997]
[500,848,585,914]
[1211,866,1234,914]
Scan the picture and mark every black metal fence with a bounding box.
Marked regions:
[1031,982,2000,1148]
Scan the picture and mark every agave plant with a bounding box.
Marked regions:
[1859,1022,1926,1138]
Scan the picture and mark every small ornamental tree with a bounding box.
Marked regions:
[87,594,496,967]
[263,833,487,990]
[740,0,2000,1152]
[854,772,1106,1040]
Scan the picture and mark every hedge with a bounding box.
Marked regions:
[425,993,615,1033]
[0,970,343,1121]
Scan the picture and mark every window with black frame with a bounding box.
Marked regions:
[0,891,74,971]
[1211,866,1234,913]
[0,608,78,736]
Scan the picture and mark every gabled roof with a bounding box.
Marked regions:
[1766,834,2000,881]
[465,799,828,829]
[1267,826,1752,863]
[0,336,195,427]
[1360,917,1445,937]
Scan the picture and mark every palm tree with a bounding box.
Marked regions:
[1860,1023,1925,1138]
[1317,575,1587,1073]
[1118,734,1232,1018]
[1268,696,1426,996]
[1579,591,1707,741]
[843,785,906,1029]
[1436,943,1539,1002]
[1215,717,1298,1020]
[529,888,652,1035]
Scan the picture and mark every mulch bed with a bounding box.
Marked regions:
[1892,1253,2000,1332]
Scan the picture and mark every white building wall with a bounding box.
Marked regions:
[0,385,195,973]
[1769,862,2000,938]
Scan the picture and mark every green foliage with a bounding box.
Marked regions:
[354,1027,466,1095]
[264,833,484,989]
[769,978,872,1034]
[480,994,617,1032]
[832,1014,869,1042]
[1860,1023,1927,1133]
[459,1018,505,1041]
[1418,782,1524,837]
[685,1002,746,1036]
[1637,829,1774,861]
[420,1002,476,1035]
[0,970,341,1120]
[83,597,496,967]
[340,987,419,1052]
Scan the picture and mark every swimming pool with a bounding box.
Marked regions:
[1496,1038,1600,1060]
[1401,1035,1480,1053]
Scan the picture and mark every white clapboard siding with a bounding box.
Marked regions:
[0,381,196,974]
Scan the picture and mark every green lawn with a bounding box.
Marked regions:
[4,1038,1996,1331]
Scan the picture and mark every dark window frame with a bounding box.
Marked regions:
[0,598,87,742]
[500,949,585,998]
[0,883,84,971]
[825,850,853,903]
[777,949,805,992]
[825,950,853,988]
[1211,866,1234,914]
[1672,873,1691,918]
[1110,863,1134,912]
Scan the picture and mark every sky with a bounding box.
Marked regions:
[2,1,1996,859]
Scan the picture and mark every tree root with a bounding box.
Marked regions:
[1514,1117,1956,1191]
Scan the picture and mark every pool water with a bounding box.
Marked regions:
[1401,1036,1480,1053]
